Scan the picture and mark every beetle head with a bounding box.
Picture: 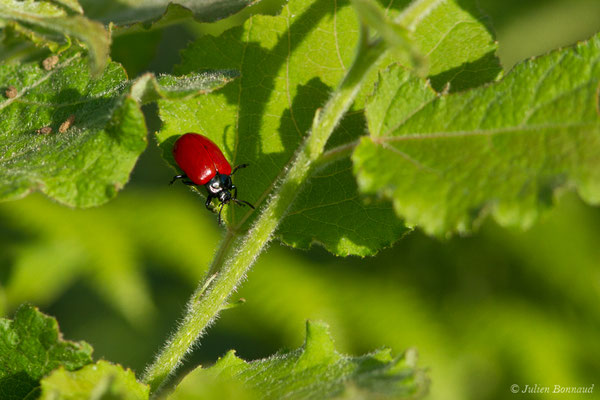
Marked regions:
[218,189,232,204]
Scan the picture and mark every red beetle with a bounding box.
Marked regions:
[170,133,254,224]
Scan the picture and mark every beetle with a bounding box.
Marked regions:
[170,132,254,224]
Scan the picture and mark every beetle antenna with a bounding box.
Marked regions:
[231,164,249,175]
[233,198,255,209]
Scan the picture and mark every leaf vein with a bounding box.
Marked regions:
[376,121,599,142]
[333,0,346,71]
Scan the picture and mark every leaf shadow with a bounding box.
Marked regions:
[28,88,121,137]
[428,50,502,92]
[0,371,38,400]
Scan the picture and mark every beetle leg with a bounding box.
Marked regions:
[171,174,196,186]
[205,195,214,210]
[233,198,255,209]
[169,174,187,185]
[231,185,255,209]
[231,164,249,175]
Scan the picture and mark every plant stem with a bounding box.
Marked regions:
[142,29,387,395]
[314,139,360,170]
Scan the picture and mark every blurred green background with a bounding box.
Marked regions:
[2,0,600,399]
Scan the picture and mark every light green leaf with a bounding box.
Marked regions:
[170,321,427,400]
[157,0,496,255]
[130,70,239,104]
[398,0,501,91]
[0,51,237,208]
[0,304,93,400]
[354,33,600,236]
[0,0,110,75]
[79,0,261,32]
[40,360,149,400]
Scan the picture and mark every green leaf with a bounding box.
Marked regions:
[277,158,411,256]
[157,0,496,255]
[398,0,501,91]
[79,0,261,32]
[0,52,146,207]
[0,304,93,400]
[0,51,236,208]
[170,321,427,400]
[0,0,110,75]
[130,70,239,105]
[40,360,149,400]
[355,33,600,236]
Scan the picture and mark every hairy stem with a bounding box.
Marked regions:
[142,29,387,395]
[314,139,360,170]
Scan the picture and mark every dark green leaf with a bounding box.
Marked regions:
[79,0,261,32]
[0,304,93,400]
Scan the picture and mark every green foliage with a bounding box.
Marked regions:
[0,305,425,399]
[157,0,498,255]
[397,0,501,92]
[0,52,145,207]
[0,304,92,400]
[130,70,239,104]
[1,0,600,399]
[355,33,600,235]
[78,0,261,32]
[171,321,427,400]
[0,0,109,75]
[0,192,220,325]
[0,51,236,208]
[232,194,600,400]
[3,189,600,400]
[40,361,149,400]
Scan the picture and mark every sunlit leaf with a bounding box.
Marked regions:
[171,321,427,400]
[355,33,600,235]
[40,360,149,400]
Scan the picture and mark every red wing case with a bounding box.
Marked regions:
[173,133,232,185]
